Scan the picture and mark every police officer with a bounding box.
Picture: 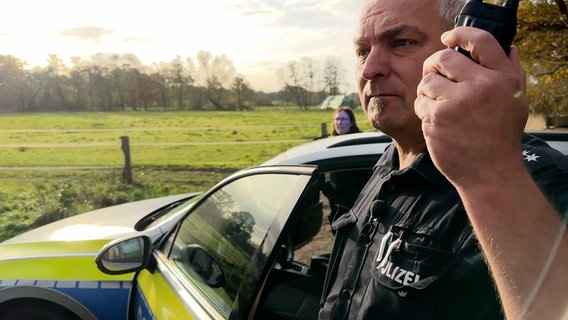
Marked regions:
[318,0,568,319]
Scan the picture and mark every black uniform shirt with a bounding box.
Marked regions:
[319,133,568,320]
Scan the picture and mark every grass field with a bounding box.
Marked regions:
[0,108,373,168]
[0,107,372,241]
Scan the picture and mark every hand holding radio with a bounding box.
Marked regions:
[416,0,527,186]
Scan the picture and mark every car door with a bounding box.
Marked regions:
[131,165,320,320]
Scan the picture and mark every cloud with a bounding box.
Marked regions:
[59,26,117,42]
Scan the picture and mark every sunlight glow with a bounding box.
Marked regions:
[0,0,361,92]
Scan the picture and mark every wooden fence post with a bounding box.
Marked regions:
[121,136,133,183]
[321,122,328,138]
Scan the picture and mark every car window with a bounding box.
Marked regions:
[160,172,312,318]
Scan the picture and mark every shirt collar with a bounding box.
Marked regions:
[375,143,452,189]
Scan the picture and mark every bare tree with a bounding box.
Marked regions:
[284,59,315,110]
[170,56,191,110]
[323,57,344,96]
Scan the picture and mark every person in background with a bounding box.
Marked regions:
[318,0,568,319]
[324,106,370,224]
[331,106,361,136]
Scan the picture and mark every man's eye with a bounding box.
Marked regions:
[356,48,370,57]
[394,39,412,47]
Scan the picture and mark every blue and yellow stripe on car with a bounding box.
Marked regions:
[0,279,131,319]
[0,240,135,319]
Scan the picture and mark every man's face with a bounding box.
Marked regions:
[355,0,450,137]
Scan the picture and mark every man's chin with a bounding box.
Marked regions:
[366,109,383,129]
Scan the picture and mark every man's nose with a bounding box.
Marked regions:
[361,48,390,80]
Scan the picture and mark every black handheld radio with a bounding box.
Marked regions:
[454,0,519,58]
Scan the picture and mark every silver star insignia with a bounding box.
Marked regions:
[523,150,540,162]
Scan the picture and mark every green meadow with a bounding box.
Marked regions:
[0,107,371,241]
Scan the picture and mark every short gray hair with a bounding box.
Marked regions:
[437,0,468,26]
[361,0,468,28]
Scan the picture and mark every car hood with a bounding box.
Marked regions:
[1,193,195,245]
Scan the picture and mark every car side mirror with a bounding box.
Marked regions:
[185,244,226,288]
[95,236,150,275]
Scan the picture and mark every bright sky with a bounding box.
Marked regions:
[0,0,364,93]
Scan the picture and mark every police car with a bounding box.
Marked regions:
[0,130,566,320]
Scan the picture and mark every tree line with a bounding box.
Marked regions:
[0,51,258,112]
[0,50,349,113]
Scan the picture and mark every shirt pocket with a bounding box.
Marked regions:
[371,234,454,291]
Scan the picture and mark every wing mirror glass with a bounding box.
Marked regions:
[96,236,150,274]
